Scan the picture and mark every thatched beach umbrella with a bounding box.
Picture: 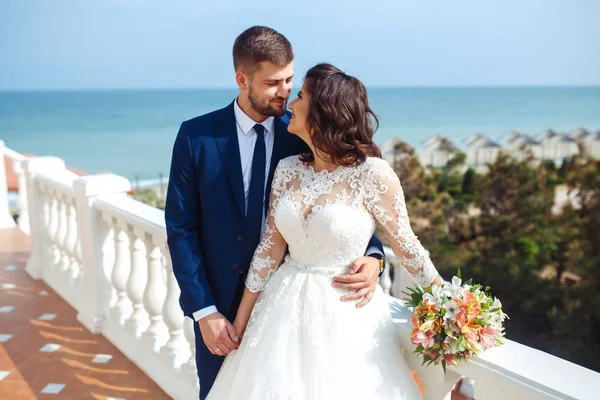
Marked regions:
[466,137,501,165]
[543,134,578,160]
[570,128,591,140]
[463,133,487,146]
[507,135,540,147]
[421,135,446,150]
[501,130,524,145]
[537,129,558,142]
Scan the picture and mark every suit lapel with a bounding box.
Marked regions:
[214,102,246,217]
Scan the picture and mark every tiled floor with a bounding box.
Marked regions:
[0,227,170,399]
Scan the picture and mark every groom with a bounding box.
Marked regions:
[165,26,385,399]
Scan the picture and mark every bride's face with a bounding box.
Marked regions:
[287,82,310,141]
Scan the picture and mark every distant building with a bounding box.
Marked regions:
[465,136,501,166]
[411,127,600,169]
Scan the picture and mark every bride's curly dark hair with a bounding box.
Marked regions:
[299,63,381,166]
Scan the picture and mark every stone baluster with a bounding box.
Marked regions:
[23,157,66,279]
[160,250,189,368]
[183,317,199,390]
[109,219,132,326]
[56,195,71,280]
[125,226,149,337]
[47,191,62,271]
[0,140,16,229]
[142,233,168,353]
[13,159,30,234]
[65,199,80,286]
[380,257,392,295]
[74,173,131,334]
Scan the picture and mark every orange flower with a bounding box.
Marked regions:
[453,290,481,328]
[415,298,438,319]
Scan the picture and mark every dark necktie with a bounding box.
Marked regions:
[247,124,266,241]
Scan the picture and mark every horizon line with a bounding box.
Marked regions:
[1,84,600,92]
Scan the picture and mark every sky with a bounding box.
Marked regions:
[1,0,599,90]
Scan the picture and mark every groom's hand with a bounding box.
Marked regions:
[198,312,240,356]
[332,256,380,308]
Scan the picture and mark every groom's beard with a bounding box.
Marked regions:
[249,87,287,117]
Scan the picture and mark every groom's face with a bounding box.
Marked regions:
[247,61,294,117]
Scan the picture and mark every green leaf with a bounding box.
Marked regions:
[457,266,462,279]
[442,359,447,374]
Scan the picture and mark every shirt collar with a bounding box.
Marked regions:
[234,97,275,136]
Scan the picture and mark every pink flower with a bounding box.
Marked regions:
[479,326,498,349]
[410,328,437,349]
[410,315,420,328]
[428,350,440,361]
[422,331,436,348]
[445,354,459,368]
[454,290,481,328]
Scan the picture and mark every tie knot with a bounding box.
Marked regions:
[254,124,265,136]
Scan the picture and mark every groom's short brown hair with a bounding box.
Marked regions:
[233,26,294,77]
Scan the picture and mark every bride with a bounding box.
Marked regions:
[206,63,444,400]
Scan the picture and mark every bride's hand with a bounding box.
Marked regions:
[233,316,249,340]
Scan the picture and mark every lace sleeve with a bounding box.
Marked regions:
[245,159,290,293]
[363,159,439,288]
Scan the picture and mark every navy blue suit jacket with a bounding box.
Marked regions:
[165,101,384,320]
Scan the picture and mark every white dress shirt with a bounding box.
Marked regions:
[193,99,275,321]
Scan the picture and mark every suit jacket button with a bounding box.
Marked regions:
[237,236,244,242]
[232,264,239,270]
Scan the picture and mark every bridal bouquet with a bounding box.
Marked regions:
[402,269,507,373]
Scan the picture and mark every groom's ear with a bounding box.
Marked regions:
[236,71,249,92]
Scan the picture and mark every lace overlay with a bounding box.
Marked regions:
[245,155,438,292]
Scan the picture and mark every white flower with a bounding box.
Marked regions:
[444,334,459,353]
[423,284,448,309]
[443,276,464,298]
[443,300,459,321]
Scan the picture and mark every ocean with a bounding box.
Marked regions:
[1,87,599,186]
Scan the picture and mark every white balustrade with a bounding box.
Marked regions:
[108,219,132,326]
[391,295,600,400]
[74,173,132,334]
[93,194,197,399]
[184,316,200,393]
[125,228,149,337]
[11,157,30,234]
[142,234,168,353]
[160,253,191,369]
[23,157,66,279]
[0,140,17,228]
[35,171,81,308]
[379,255,392,295]
[3,139,600,400]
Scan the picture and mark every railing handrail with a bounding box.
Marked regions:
[391,297,600,400]
[95,194,167,242]
[2,145,26,162]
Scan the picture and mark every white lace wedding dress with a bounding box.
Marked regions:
[206,155,438,400]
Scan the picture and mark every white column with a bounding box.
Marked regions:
[65,200,80,285]
[161,252,190,368]
[0,140,16,228]
[13,159,30,234]
[23,157,66,279]
[379,258,392,295]
[74,173,131,334]
[183,317,199,391]
[125,226,149,337]
[109,221,132,326]
[142,233,168,353]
